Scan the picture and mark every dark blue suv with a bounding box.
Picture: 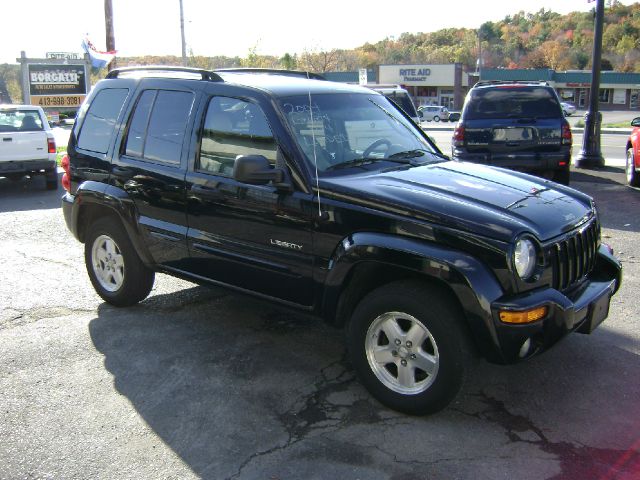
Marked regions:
[452,81,572,185]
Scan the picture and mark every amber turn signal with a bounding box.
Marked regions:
[499,306,548,324]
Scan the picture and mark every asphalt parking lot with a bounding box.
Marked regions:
[1,164,639,479]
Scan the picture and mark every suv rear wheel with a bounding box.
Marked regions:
[346,281,468,415]
[85,217,155,306]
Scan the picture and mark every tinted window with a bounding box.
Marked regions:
[78,88,129,153]
[199,97,276,176]
[125,90,156,158]
[465,87,561,120]
[144,90,193,164]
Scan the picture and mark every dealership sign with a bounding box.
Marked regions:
[27,64,87,108]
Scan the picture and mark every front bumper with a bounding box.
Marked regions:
[489,245,621,363]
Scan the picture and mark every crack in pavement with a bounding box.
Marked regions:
[225,355,406,479]
[0,306,95,330]
[454,391,640,479]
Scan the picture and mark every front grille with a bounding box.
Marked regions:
[548,219,600,291]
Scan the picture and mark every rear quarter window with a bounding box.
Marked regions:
[77,88,129,153]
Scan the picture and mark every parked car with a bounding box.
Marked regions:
[452,81,572,185]
[61,67,621,415]
[626,116,640,186]
[447,111,461,122]
[364,84,420,123]
[418,105,449,122]
[561,102,577,117]
[0,104,58,189]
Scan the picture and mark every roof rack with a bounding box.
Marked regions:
[214,68,326,80]
[106,66,223,81]
[474,80,549,87]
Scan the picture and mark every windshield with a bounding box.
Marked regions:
[278,93,438,174]
[465,86,562,120]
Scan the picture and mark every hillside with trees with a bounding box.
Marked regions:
[2,1,640,100]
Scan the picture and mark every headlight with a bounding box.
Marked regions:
[513,237,537,280]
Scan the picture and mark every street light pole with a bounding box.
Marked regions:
[575,0,605,168]
[179,0,187,66]
[104,0,116,71]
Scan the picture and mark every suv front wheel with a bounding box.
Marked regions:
[85,217,155,306]
[347,281,469,415]
[626,148,640,187]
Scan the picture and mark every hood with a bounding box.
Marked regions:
[320,161,594,242]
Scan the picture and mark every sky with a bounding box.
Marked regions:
[1,0,637,64]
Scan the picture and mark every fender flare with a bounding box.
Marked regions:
[68,181,154,266]
[322,232,506,361]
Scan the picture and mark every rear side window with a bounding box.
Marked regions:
[77,88,129,153]
[465,87,561,120]
[124,89,194,165]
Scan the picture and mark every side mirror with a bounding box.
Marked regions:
[233,155,285,186]
[631,117,640,128]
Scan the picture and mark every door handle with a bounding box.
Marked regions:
[190,184,222,200]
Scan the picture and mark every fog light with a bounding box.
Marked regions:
[519,338,532,358]
[499,306,548,324]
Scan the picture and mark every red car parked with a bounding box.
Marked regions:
[627,117,640,186]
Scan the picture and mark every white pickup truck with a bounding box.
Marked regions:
[0,105,58,190]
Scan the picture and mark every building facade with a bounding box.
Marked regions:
[479,68,640,111]
[325,65,640,112]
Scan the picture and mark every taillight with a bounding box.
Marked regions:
[61,154,71,192]
[453,125,465,146]
[561,121,572,145]
[48,137,56,154]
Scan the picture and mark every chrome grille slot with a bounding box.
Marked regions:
[549,219,599,291]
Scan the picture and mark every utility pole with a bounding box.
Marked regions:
[179,0,187,66]
[104,0,116,71]
[575,0,605,168]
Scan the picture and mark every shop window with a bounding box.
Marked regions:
[599,89,611,103]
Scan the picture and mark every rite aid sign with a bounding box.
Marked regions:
[379,64,460,86]
[399,68,431,82]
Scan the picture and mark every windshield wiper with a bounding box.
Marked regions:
[389,149,449,162]
[325,158,382,171]
[325,156,416,171]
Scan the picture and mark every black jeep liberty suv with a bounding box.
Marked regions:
[61,67,621,415]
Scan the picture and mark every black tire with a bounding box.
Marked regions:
[346,280,469,415]
[84,217,155,307]
[433,115,440,122]
[626,148,640,187]
[45,172,58,191]
[552,168,570,186]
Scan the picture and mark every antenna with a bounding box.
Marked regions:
[307,72,323,219]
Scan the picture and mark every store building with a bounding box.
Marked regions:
[324,64,470,110]
[377,64,468,110]
[479,68,640,111]
[325,65,640,112]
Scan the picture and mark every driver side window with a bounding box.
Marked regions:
[198,97,276,176]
